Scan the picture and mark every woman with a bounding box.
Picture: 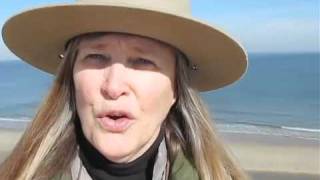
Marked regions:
[0,0,248,180]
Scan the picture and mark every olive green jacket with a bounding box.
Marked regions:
[170,153,199,180]
[54,152,199,180]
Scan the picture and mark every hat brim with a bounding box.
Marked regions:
[2,4,247,91]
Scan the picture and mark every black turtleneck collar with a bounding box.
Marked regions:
[75,119,164,180]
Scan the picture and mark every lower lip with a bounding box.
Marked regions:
[97,117,134,133]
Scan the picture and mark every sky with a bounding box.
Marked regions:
[0,0,319,60]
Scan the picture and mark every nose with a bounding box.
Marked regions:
[100,63,129,100]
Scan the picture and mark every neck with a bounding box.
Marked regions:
[75,119,164,179]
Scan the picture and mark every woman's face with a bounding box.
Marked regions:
[73,33,176,163]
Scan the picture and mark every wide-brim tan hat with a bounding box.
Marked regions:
[2,0,248,91]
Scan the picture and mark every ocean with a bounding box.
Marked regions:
[0,53,319,140]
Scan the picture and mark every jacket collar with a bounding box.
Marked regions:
[70,139,169,180]
[55,140,199,180]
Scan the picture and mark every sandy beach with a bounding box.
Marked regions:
[0,128,319,179]
[221,132,320,179]
[0,129,24,163]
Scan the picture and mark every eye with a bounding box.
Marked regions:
[84,53,110,62]
[130,57,157,69]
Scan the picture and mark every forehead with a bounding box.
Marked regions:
[77,33,176,54]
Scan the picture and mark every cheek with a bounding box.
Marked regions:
[74,70,100,107]
[73,70,104,141]
[137,75,175,121]
[73,70,103,126]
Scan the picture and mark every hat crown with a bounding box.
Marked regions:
[76,0,191,15]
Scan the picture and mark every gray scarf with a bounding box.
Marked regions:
[71,140,169,180]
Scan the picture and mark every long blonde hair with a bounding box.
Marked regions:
[165,51,247,180]
[0,33,247,180]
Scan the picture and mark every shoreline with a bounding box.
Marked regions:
[216,123,320,141]
[2,119,319,140]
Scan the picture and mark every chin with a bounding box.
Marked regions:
[99,145,135,163]
[93,132,136,163]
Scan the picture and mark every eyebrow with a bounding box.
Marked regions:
[132,45,149,54]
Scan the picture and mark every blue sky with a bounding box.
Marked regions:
[0,0,319,60]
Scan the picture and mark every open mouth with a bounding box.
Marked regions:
[108,114,127,120]
[104,111,131,120]
[97,110,134,133]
